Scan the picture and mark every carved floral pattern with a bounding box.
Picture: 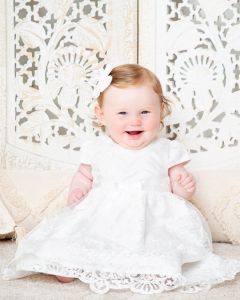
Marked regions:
[14,0,109,154]
[161,0,240,154]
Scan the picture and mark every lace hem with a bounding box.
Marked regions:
[3,260,240,295]
[24,263,186,294]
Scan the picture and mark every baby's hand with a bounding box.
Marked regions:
[172,172,196,199]
[169,164,196,200]
[67,164,93,207]
[68,188,84,207]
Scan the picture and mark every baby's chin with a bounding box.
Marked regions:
[109,133,157,150]
[118,139,153,150]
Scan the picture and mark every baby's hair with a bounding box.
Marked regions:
[97,64,171,122]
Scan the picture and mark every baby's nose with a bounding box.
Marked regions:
[130,114,142,125]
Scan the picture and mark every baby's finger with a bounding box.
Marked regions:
[79,165,93,180]
[69,199,80,208]
[183,182,196,191]
[183,178,195,187]
[179,175,194,186]
[78,175,92,190]
[68,197,78,207]
[172,180,181,190]
[185,185,196,193]
[69,188,83,201]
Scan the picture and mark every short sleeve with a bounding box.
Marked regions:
[168,140,190,168]
[79,140,95,165]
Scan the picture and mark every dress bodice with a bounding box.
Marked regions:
[79,136,190,193]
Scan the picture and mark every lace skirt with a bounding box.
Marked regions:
[2,189,240,294]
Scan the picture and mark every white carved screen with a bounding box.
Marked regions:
[1,0,137,170]
[139,0,240,169]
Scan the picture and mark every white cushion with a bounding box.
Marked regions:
[191,169,240,243]
[0,169,74,234]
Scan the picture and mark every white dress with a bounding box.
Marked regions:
[2,136,240,294]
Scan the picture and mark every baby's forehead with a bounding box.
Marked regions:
[102,85,160,108]
[104,84,158,99]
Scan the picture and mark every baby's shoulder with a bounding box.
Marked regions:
[152,137,171,149]
[79,136,111,165]
[151,137,187,159]
[95,135,113,148]
[152,137,185,150]
[153,137,190,167]
[82,136,112,152]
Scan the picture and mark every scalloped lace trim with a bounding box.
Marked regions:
[3,260,238,295]
[31,263,186,294]
[3,251,240,295]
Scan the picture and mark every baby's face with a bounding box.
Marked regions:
[95,85,161,150]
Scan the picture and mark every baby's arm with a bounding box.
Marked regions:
[168,163,196,200]
[67,164,93,206]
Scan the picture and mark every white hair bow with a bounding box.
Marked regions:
[93,64,113,98]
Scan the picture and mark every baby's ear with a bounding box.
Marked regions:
[94,104,105,125]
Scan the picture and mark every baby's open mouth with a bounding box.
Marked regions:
[126,131,143,135]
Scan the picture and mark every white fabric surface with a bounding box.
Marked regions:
[2,136,240,294]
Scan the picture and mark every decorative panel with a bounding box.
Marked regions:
[139,0,240,169]
[1,0,137,169]
[0,0,7,168]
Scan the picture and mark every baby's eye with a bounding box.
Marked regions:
[118,111,127,115]
[141,110,150,114]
